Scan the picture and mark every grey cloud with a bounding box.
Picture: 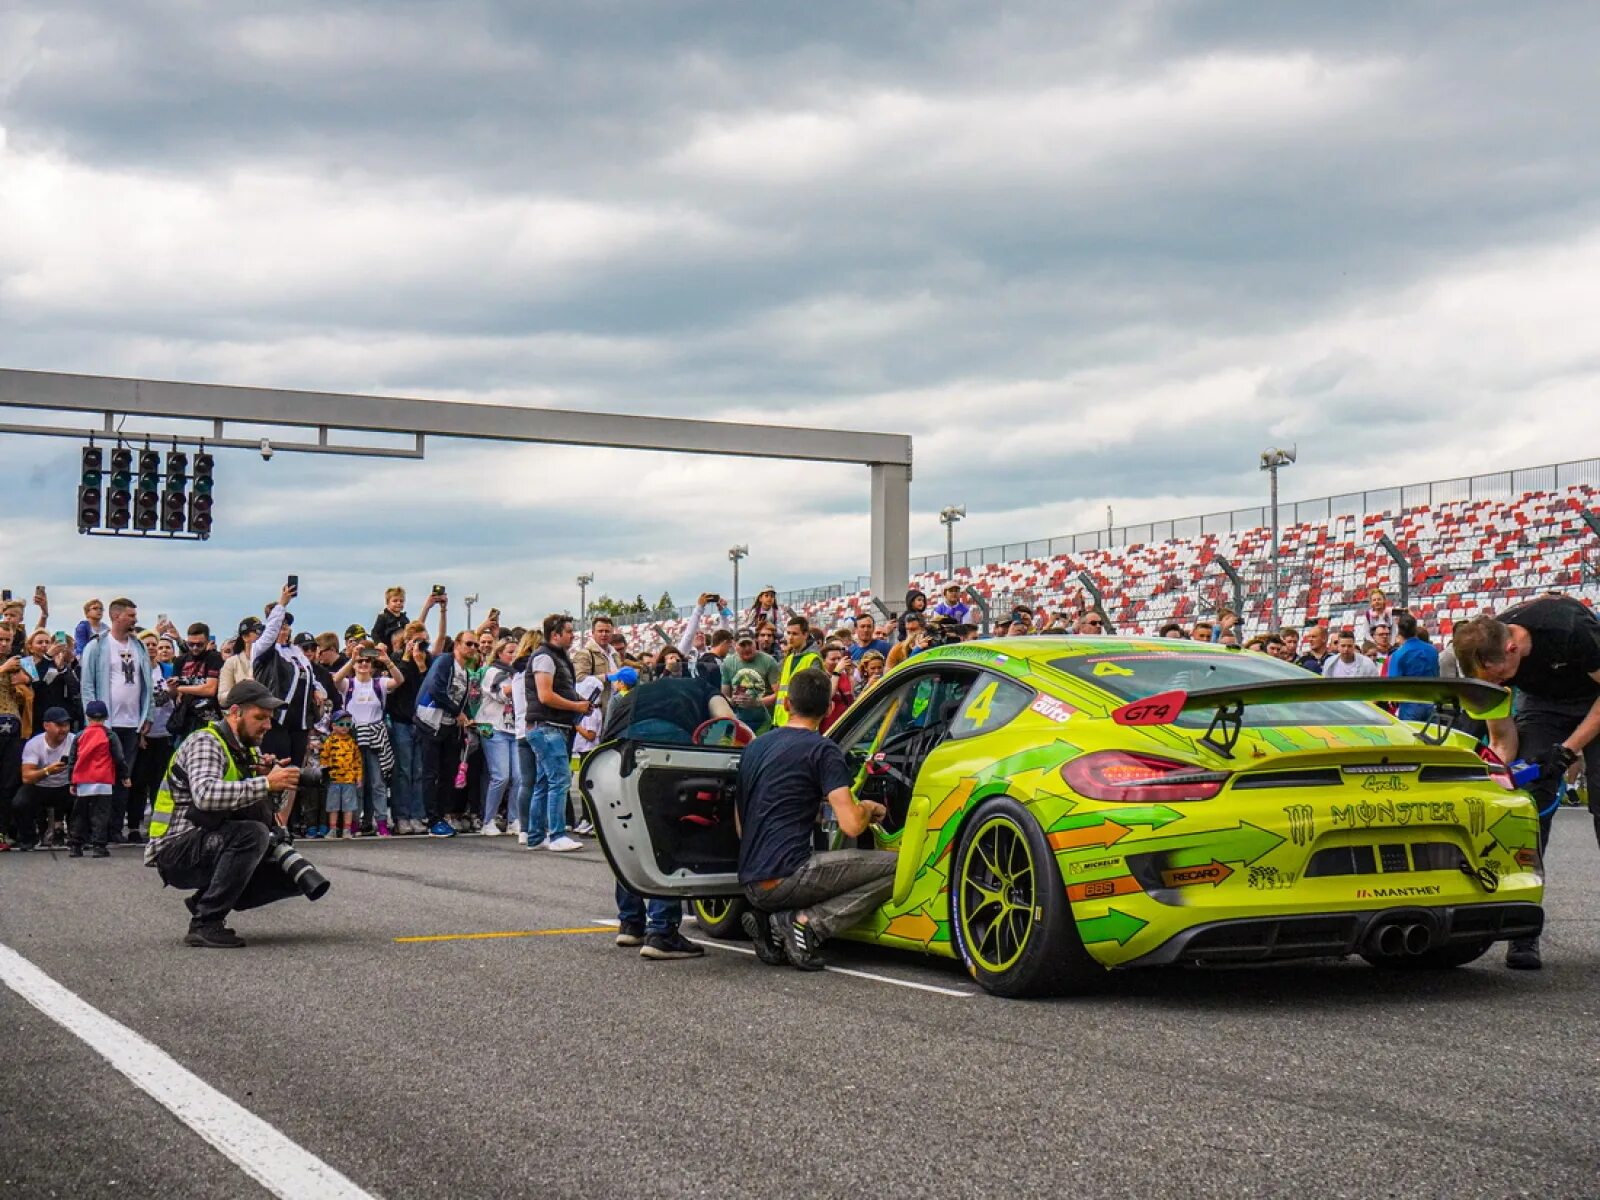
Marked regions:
[3,2,1600,624]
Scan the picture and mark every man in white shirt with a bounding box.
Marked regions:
[1322,631,1380,678]
[80,597,153,842]
[16,706,74,849]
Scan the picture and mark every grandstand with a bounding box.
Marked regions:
[620,461,1600,651]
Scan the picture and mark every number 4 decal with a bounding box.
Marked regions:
[964,681,998,729]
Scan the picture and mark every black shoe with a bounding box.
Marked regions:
[184,923,246,949]
[639,930,706,960]
[615,924,646,947]
[773,911,825,971]
[741,910,788,966]
[68,845,84,858]
[1506,937,1542,970]
[184,894,202,918]
[89,846,111,858]
[125,831,146,844]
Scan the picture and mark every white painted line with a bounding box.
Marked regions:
[684,935,975,997]
[593,917,972,997]
[0,942,380,1200]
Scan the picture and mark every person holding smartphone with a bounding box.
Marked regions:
[250,581,322,827]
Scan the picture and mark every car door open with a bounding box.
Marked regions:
[579,742,745,899]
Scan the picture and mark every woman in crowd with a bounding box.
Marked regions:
[854,649,886,695]
[653,645,687,679]
[510,629,542,846]
[477,636,522,835]
[742,587,782,633]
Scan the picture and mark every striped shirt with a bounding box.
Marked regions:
[144,724,273,866]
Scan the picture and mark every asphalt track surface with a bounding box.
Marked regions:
[2,810,1597,1200]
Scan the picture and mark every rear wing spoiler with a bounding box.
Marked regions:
[1112,678,1511,757]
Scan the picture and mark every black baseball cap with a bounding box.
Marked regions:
[238,616,264,637]
[292,632,318,649]
[226,680,285,710]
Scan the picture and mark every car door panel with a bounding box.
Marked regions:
[580,743,744,899]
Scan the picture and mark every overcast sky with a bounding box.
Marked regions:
[3,1,1599,633]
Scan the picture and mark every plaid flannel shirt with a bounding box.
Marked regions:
[143,725,273,866]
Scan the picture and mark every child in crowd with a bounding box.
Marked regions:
[67,700,129,857]
[319,711,364,839]
[73,598,107,655]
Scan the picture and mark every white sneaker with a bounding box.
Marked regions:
[528,837,548,850]
[517,832,529,846]
[574,819,595,836]
[507,820,521,836]
[546,835,584,853]
[480,823,502,837]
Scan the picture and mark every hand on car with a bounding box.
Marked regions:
[1540,743,1578,780]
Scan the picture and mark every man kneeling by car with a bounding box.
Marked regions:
[737,668,896,970]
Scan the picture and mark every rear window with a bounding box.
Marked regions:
[1046,650,1389,728]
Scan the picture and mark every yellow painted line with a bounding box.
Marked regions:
[394,926,613,944]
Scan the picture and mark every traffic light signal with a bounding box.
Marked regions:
[107,447,133,530]
[162,449,189,532]
[190,451,215,537]
[135,449,161,530]
[77,446,103,530]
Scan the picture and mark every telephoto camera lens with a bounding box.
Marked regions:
[267,840,331,901]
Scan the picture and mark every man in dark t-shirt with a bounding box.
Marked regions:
[1453,596,1600,970]
[736,668,896,971]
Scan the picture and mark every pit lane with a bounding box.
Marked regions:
[2,810,1596,1199]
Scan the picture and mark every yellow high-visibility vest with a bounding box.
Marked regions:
[148,725,246,839]
[772,651,820,728]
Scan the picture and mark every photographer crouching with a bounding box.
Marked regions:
[144,679,330,948]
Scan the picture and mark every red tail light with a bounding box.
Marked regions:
[1061,751,1230,802]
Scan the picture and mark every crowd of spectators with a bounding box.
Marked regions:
[0,576,1585,854]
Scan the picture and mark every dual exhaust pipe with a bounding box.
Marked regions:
[1367,919,1434,958]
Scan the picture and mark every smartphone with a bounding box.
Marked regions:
[359,648,380,660]
[157,613,169,627]
[53,631,68,644]
[431,584,445,597]
[488,607,501,621]
[286,575,299,592]
[1,590,10,602]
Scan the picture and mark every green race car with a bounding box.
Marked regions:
[581,637,1544,998]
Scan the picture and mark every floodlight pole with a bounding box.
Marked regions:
[464,593,480,628]
[728,545,749,622]
[576,573,594,622]
[1260,446,1297,632]
[939,505,966,578]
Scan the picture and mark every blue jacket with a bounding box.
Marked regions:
[416,654,465,721]
[80,630,154,727]
[1387,637,1440,722]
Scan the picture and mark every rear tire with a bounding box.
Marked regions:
[949,797,1102,998]
[692,897,748,939]
[1360,939,1494,970]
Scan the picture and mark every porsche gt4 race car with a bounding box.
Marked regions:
[581,637,1543,998]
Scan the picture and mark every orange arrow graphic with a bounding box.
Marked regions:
[1066,874,1142,903]
[885,911,940,944]
[1048,822,1131,851]
[1159,860,1234,889]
